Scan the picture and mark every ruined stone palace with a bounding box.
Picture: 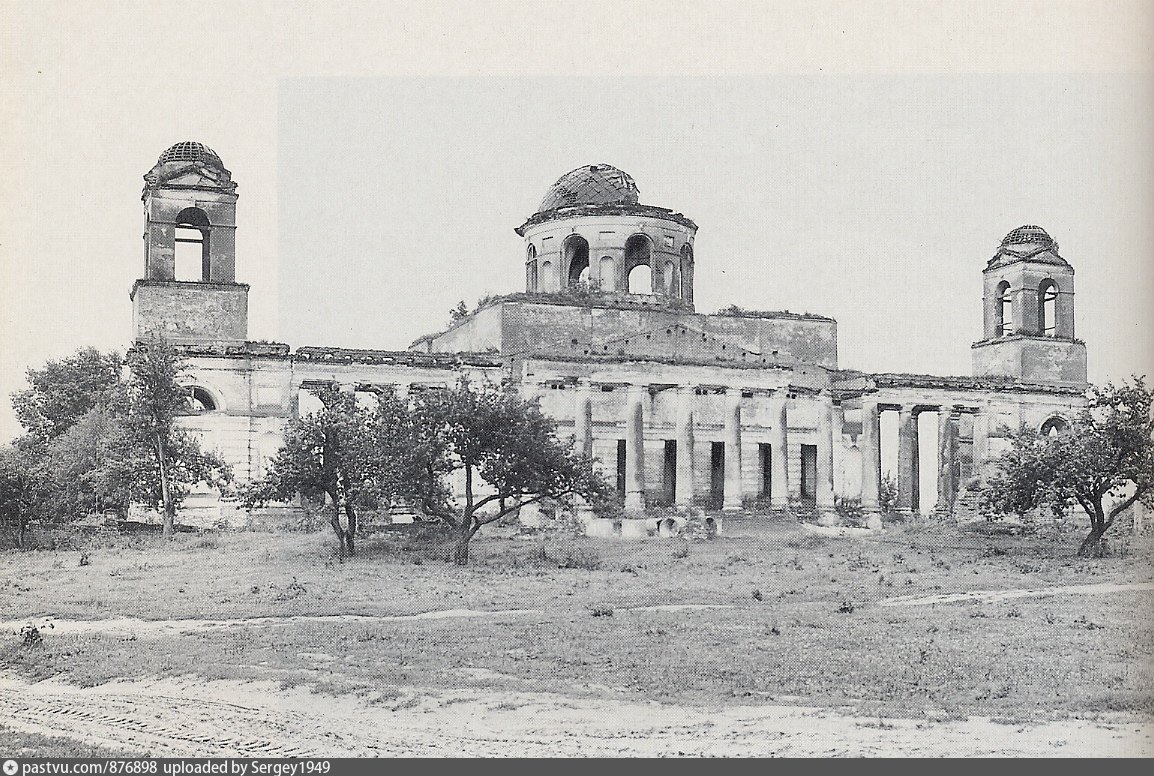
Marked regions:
[132,141,1088,523]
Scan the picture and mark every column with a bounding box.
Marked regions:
[570,381,595,519]
[973,406,990,484]
[832,402,846,498]
[935,409,957,516]
[624,384,646,514]
[896,406,919,514]
[815,394,836,512]
[723,389,743,511]
[573,380,593,457]
[769,391,790,509]
[860,399,881,512]
[674,385,696,511]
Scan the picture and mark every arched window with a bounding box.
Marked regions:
[1040,416,1068,437]
[599,256,616,291]
[627,264,651,294]
[563,235,590,288]
[624,234,653,294]
[185,386,218,414]
[526,245,538,291]
[174,207,210,282]
[1039,280,1058,336]
[540,260,553,292]
[996,281,1013,336]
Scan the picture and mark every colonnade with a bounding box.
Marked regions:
[858,400,983,515]
[569,380,837,514]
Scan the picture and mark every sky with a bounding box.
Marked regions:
[2,1,1153,442]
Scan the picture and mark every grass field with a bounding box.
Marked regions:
[1,517,1152,728]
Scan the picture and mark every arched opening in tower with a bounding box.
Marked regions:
[996,281,1012,336]
[174,207,210,282]
[1039,280,1058,336]
[624,234,653,293]
[564,236,590,288]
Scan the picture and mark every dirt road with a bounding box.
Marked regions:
[2,673,1150,757]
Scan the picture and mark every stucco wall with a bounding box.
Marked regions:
[422,300,838,369]
[972,336,1087,384]
[132,280,249,343]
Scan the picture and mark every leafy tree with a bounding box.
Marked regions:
[46,406,137,519]
[246,382,611,563]
[403,382,612,564]
[11,347,123,442]
[125,337,231,538]
[981,377,1154,557]
[242,385,375,556]
[0,443,47,547]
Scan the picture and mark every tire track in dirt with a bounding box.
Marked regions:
[2,674,1151,757]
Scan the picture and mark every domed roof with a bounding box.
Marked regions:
[538,164,639,212]
[1001,225,1054,247]
[989,224,1067,268]
[158,141,223,167]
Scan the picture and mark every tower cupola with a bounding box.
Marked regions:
[516,165,697,308]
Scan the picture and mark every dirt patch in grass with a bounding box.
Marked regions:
[3,673,1151,757]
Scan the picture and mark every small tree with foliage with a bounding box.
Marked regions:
[402,381,612,564]
[981,377,1154,557]
[449,300,470,323]
[45,406,137,520]
[242,385,375,556]
[125,337,231,538]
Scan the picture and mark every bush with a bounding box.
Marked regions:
[879,475,899,515]
[555,544,601,570]
[835,497,865,527]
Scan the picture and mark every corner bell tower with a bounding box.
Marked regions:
[130,141,249,343]
[971,225,1087,385]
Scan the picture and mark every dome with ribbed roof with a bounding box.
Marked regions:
[1001,225,1054,247]
[538,164,639,212]
[988,224,1068,268]
[158,141,224,168]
